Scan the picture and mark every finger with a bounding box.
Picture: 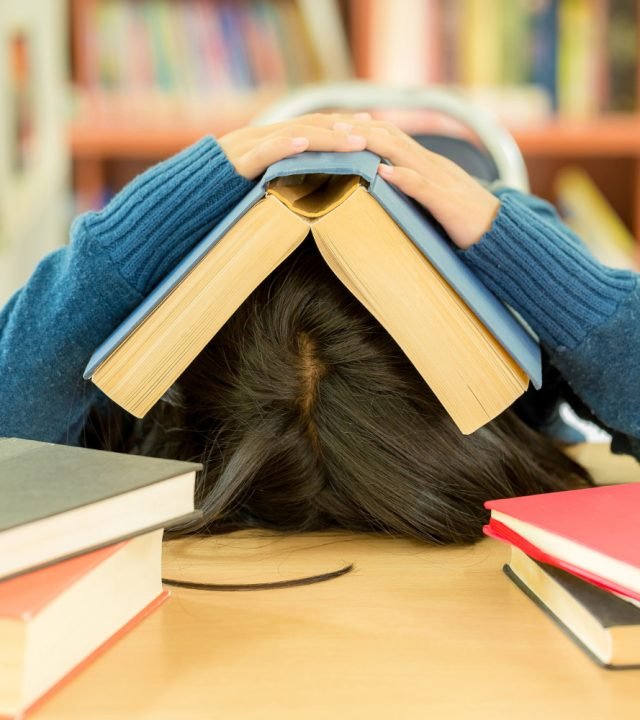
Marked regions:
[287,111,372,128]
[335,121,453,177]
[377,164,436,207]
[259,111,372,139]
[262,123,368,154]
[222,114,373,164]
[235,126,368,178]
[235,135,310,178]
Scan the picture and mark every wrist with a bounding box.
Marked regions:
[461,190,636,350]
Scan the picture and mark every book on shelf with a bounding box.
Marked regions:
[505,546,640,669]
[83,150,541,435]
[0,436,200,581]
[352,0,443,86]
[349,0,639,118]
[605,0,638,113]
[0,530,167,719]
[555,165,638,271]
[71,0,351,127]
[484,482,640,603]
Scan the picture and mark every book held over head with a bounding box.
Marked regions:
[83,151,541,434]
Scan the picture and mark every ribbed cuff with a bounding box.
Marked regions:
[83,136,254,295]
[461,190,636,351]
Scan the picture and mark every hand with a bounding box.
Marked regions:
[333,119,501,249]
[218,113,372,180]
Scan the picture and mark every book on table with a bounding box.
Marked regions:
[0,436,200,581]
[83,150,541,435]
[484,483,640,603]
[0,530,167,719]
[504,546,640,669]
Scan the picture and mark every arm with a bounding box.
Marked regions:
[0,137,253,445]
[337,117,640,458]
[0,114,371,446]
[462,188,640,458]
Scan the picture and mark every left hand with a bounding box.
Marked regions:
[333,119,501,249]
[218,112,371,180]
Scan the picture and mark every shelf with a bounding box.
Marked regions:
[512,114,640,156]
[68,109,640,159]
[68,89,285,159]
[70,123,234,159]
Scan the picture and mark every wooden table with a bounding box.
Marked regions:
[34,445,640,720]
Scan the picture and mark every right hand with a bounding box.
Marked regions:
[331,118,501,250]
[218,112,371,180]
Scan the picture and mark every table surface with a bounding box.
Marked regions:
[34,444,640,720]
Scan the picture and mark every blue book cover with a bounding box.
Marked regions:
[84,151,541,416]
[531,0,558,110]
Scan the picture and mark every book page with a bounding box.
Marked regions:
[312,187,528,434]
[92,197,309,416]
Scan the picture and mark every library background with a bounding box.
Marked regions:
[1,0,639,305]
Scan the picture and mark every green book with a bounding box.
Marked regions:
[0,437,200,580]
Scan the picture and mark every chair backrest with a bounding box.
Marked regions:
[252,82,529,192]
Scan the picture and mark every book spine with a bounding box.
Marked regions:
[556,0,599,117]
[459,0,502,87]
[295,0,353,81]
[531,0,559,110]
[605,0,639,112]
[15,591,169,720]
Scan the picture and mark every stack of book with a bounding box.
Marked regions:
[484,483,640,668]
[0,436,200,718]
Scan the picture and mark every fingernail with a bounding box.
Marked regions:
[347,134,366,148]
[291,137,309,150]
[333,122,352,132]
[354,112,371,120]
[378,163,393,176]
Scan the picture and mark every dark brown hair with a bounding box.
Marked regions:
[89,238,590,546]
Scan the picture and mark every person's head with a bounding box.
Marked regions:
[93,239,589,544]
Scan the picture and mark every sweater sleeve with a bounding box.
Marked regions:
[0,136,254,445]
[460,187,640,459]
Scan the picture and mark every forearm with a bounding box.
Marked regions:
[0,136,253,444]
[0,238,143,444]
[461,188,640,452]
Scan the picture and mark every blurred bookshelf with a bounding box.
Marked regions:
[67,0,640,260]
[68,0,353,208]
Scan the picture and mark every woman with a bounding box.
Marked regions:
[2,114,637,544]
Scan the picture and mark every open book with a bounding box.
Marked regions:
[84,151,541,434]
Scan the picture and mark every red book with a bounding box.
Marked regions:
[0,530,167,719]
[484,483,640,602]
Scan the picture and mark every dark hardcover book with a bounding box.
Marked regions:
[531,0,559,111]
[505,546,640,669]
[606,0,638,112]
[0,437,200,581]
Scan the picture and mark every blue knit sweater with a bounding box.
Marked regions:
[1,137,638,459]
